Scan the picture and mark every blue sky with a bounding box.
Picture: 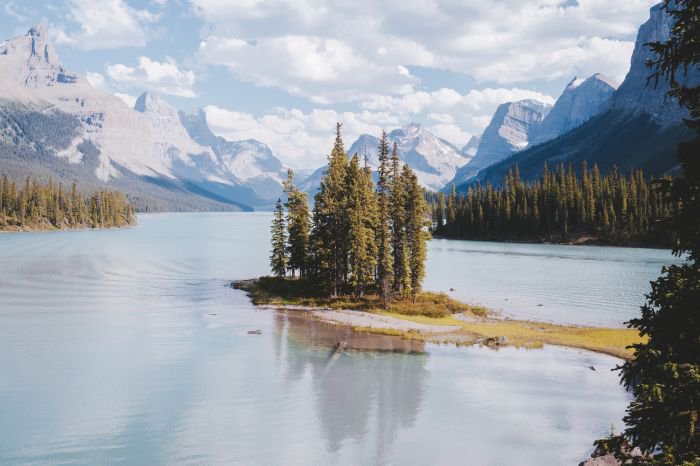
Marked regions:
[0,0,658,168]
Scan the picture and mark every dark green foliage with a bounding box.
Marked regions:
[0,174,135,230]
[283,169,310,277]
[274,125,430,307]
[376,131,394,308]
[346,154,379,297]
[605,1,700,464]
[233,277,470,319]
[432,162,674,247]
[270,198,287,277]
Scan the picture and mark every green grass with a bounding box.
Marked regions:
[233,276,642,359]
[232,276,489,319]
[375,310,641,359]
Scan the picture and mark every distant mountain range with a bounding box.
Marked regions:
[300,123,470,194]
[0,2,696,210]
[0,25,286,211]
[457,2,699,190]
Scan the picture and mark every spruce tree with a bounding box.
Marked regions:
[390,143,410,294]
[611,1,700,463]
[346,154,379,296]
[310,123,349,295]
[283,169,310,277]
[404,165,430,302]
[376,130,394,308]
[270,198,287,278]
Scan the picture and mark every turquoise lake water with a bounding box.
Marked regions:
[0,212,677,465]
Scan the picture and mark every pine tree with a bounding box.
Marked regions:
[310,123,350,295]
[447,182,457,234]
[435,191,445,231]
[283,169,310,277]
[611,1,700,463]
[270,198,287,278]
[404,165,430,302]
[376,130,394,308]
[346,154,379,296]
[390,143,410,294]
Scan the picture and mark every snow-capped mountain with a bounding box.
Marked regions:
[301,123,469,193]
[530,74,618,145]
[466,2,699,189]
[179,110,286,205]
[452,99,551,185]
[0,25,285,210]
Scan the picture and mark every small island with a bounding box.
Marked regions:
[233,125,641,360]
[233,276,640,360]
[0,174,136,232]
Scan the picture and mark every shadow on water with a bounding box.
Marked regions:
[274,312,428,461]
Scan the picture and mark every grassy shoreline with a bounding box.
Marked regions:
[232,277,641,360]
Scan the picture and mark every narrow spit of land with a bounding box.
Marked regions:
[232,277,642,360]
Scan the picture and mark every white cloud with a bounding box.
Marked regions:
[64,0,160,49]
[202,84,553,167]
[3,1,28,21]
[359,86,554,145]
[190,0,656,103]
[106,56,197,98]
[198,35,418,103]
[204,105,400,168]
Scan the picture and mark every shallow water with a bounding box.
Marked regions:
[0,212,666,465]
[426,238,678,326]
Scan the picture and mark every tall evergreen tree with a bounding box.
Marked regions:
[390,143,410,294]
[346,154,379,296]
[310,123,349,295]
[283,169,310,277]
[270,198,287,278]
[610,1,700,463]
[376,130,394,308]
[404,165,430,302]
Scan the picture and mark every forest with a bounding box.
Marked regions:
[0,174,136,231]
[431,162,675,247]
[270,124,431,306]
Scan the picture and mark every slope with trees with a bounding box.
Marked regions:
[433,162,675,247]
[0,175,136,231]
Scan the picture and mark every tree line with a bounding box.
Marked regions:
[0,174,135,230]
[431,162,675,247]
[270,124,431,305]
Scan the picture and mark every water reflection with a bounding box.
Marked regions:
[277,312,428,460]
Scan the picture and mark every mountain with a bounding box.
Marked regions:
[300,123,469,194]
[0,25,284,210]
[179,109,286,207]
[461,135,480,158]
[451,99,551,185]
[529,74,618,145]
[462,2,698,189]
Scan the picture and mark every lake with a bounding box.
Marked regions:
[0,212,677,465]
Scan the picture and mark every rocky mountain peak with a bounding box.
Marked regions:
[135,92,170,113]
[609,2,700,124]
[0,24,78,90]
[530,73,617,145]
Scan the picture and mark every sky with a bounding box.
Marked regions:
[0,0,658,169]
